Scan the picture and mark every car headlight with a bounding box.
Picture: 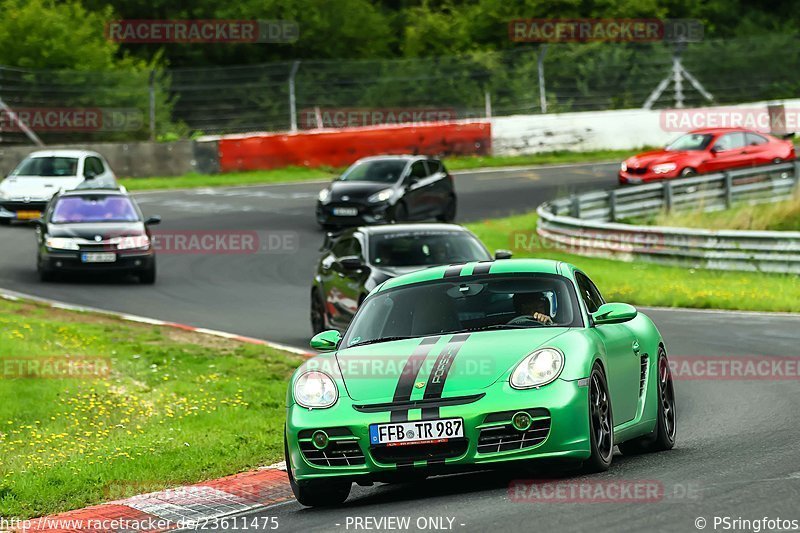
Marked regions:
[113,235,150,250]
[510,348,564,389]
[318,188,331,204]
[652,163,677,174]
[367,188,394,204]
[293,370,338,409]
[620,162,627,172]
[45,237,80,251]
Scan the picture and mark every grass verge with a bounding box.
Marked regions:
[119,149,634,191]
[0,297,303,518]
[467,211,800,313]
[637,193,800,231]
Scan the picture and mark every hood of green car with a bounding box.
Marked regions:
[335,328,571,402]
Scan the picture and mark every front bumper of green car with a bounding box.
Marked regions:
[286,378,591,482]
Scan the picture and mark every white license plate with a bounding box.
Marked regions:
[369,418,464,446]
[332,207,358,216]
[81,252,116,263]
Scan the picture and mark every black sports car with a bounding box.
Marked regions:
[315,155,456,228]
[34,188,160,283]
[310,223,511,333]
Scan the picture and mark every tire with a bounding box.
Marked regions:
[391,202,408,223]
[37,257,56,282]
[285,432,351,507]
[139,263,156,285]
[310,289,327,335]
[618,346,677,455]
[679,168,697,178]
[436,196,457,223]
[582,363,614,473]
[0,218,10,226]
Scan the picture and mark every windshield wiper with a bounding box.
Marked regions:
[347,336,417,347]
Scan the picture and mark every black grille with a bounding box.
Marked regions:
[370,439,468,464]
[628,167,648,175]
[298,427,365,466]
[639,354,648,396]
[300,439,365,466]
[0,201,47,212]
[477,410,551,454]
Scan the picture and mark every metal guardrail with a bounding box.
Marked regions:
[537,162,800,274]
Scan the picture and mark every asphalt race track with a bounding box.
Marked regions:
[0,162,616,348]
[2,161,799,532]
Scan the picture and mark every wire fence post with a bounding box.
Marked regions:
[608,190,617,221]
[723,172,733,208]
[538,45,547,114]
[288,61,301,133]
[484,90,492,119]
[148,69,156,141]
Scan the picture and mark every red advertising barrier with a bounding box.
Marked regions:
[217,122,491,172]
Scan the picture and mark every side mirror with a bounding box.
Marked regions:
[310,330,341,351]
[338,256,363,271]
[591,303,638,325]
[494,249,513,260]
[145,216,161,226]
[710,145,723,154]
[84,170,98,179]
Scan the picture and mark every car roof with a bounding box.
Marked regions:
[378,258,568,291]
[25,150,102,158]
[58,188,128,197]
[356,223,469,235]
[355,154,434,163]
[686,127,755,135]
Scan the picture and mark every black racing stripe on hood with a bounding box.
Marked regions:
[443,264,465,278]
[390,336,440,422]
[472,262,493,275]
[420,333,471,420]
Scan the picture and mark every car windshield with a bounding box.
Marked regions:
[369,231,491,267]
[338,160,407,183]
[665,133,713,151]
[11,157,79,177]
[51,196,140,224]
[342,274,582,347]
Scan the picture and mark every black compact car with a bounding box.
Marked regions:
[34,189,160,283]
[310,223,512,333]
[315,155,456,228]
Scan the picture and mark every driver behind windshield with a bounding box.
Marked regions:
[508,292,554,325]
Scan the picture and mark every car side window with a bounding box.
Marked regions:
[713,132,745,152]
[746,133,768,146]
[575,272,604,314]
[410,161,428,179]
[84,157,104,176]
[425,160,442,175]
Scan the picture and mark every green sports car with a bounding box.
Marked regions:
[285,259,676,506]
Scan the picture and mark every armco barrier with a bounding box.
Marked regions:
[217,122,491,172]
[536,162,800,274]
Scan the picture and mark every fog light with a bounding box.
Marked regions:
[512,412,532,431]
[311,430,329,450]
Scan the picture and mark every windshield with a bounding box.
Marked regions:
[666,133,713,151]
[339,160,407,183]
[342,274,582,348]
[12,157,79,177]
[51,196,140,224]
[370,231,491,267]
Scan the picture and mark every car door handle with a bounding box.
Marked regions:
[632,340,641,354]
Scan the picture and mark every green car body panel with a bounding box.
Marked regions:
[285,259,669,483]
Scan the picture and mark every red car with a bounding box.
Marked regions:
[619,127,795,184]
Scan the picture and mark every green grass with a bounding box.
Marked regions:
[119,149,636,191]
[638,193,800,231]
[0,298,303,518]
[467,211,800,313]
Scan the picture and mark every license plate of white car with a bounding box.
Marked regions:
[81,253,116,263]
[369,418,464,446]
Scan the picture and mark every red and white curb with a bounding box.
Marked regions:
[13,464,292,532]
[0,288,313,357]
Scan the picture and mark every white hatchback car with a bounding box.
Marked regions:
[0,150,118,223]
